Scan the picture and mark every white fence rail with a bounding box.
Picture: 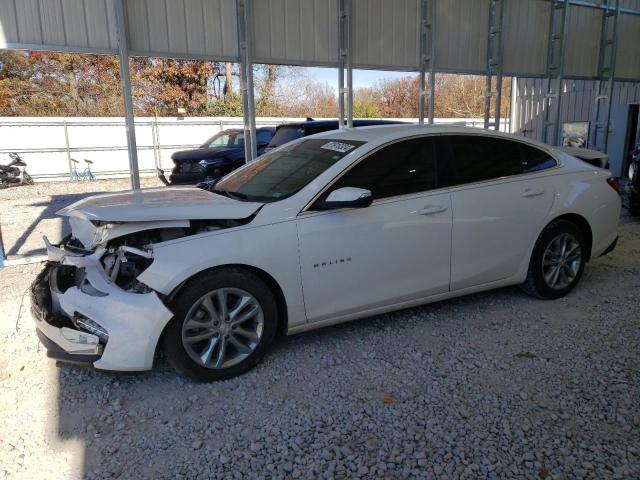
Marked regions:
[0,116,510,180]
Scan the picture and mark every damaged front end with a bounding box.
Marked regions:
[31,187,264,371]
[31,220,228,371]
[31,229,174,371]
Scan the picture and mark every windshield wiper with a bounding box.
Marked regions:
[212,189,250,201]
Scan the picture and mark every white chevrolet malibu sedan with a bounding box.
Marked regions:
[31,125,621,381]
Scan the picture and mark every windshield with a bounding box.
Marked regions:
[213,138,366,202]
[202,131,245,148]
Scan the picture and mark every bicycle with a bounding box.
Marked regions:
[82,158,96,181]
[69,158,96,181]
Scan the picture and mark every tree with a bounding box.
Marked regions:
[205,93,243,116]
[0,51,124,116]
[353,88,381,118]
[370,76,420,118]
[223,62,234,100]
[135,58,216,116]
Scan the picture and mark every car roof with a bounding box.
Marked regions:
[275,119,404,130]
[308,124,557,152]
[222,126,275,133]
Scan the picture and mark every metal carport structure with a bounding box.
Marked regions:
[1,0,639,190]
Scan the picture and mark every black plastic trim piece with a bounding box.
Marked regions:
[35,330,101,366]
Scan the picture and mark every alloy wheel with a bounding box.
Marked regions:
[181,288,264,369]
[541,233,582,290]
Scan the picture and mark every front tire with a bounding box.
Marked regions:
[163,268,278,381]
[521,220,587,299]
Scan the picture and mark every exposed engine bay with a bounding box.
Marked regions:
[61,217,254,293]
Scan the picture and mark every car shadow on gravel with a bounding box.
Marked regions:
[47,285,528,477]
[5,193,105,257]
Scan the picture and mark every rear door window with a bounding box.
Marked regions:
[436,135,555,186]
[439,136,521,186]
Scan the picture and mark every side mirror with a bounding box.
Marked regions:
[320,187,373,209]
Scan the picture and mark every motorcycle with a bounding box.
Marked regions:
[0,153,34,188]
[627,143,640,216]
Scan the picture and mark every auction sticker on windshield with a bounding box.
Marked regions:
[320,142,357,153]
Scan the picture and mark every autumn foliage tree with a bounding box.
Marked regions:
[0,51,124,116]
[1,51,511,119]
[0,51,231,117]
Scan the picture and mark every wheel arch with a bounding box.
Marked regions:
[546,213,593,261]
[163,263,289,335]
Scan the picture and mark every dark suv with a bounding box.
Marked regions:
[159,127,275,185]
[265,119,405,152]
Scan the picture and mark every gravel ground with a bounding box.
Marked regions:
[0,212,639,479]
[0,176,163,258]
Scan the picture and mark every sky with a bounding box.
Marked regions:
[303,66,414,92]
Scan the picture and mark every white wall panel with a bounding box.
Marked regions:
[352,0,420,70]
[503,0,550,76]
[251,0,338,66]
[434,0,489,73]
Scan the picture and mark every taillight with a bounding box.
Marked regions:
[606,177,620,193]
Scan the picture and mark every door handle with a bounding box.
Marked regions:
[522,188,544,198]
[417,205,448,215]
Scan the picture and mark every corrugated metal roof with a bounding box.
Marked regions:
[352,0,420,70]
[0,0,117,52]
[433,0,489,73]
[502,0,551,77]
[563,4,603,78]
[0,0,639,81]
[617,12,640,79]
[125,0,238,59]
[251,0,339,66]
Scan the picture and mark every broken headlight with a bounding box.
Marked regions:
[73,313,109,343]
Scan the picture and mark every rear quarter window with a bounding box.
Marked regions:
[520,143,557,172]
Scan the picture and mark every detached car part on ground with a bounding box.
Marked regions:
[32,125,621,381]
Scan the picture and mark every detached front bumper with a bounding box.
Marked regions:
[31,242,174,372]
[31,266,103,365]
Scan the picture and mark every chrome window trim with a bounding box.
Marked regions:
[299,132,562,215]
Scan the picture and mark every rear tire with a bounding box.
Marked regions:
[163,268,278,381]
[521,220,587,299]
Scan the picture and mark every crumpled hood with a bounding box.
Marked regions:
[57,187,264,222]
[171,146,239,163]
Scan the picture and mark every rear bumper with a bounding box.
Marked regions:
[599,236,618,257]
